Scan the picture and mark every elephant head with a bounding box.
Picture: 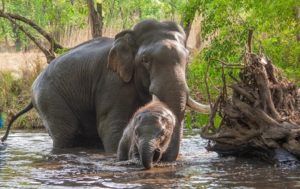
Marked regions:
[129,101,176,169]
[108,20,210,161]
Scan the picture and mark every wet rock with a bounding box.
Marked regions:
[274,148,299,167]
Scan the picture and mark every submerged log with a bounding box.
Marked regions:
[201,53,300,164]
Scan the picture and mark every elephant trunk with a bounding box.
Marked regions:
[150,71,188,122]
[139,140,159,169]
[159,91,186,161]
[150,67,188,162]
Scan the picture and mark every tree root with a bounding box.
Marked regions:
[201,50,300,164]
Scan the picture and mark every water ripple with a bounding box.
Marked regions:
[0,131,299,188]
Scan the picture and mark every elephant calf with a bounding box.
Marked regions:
[117,101,176,169]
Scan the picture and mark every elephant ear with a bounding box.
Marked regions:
[108,30,136,82]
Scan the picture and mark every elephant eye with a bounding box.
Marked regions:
[135,129,139,136]
[159,129,166,137]
[160,117,171,128]
[136,115,142,121]
[160,117,167,124]
[159,131,166,142]
[141,55,151,69]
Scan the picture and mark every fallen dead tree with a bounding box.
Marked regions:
[201,35,300,163]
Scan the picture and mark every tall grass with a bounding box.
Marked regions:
[0,56,44,130]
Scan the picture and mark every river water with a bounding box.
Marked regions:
[0,130,299,188]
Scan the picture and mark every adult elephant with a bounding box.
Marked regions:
[1,19,210,161]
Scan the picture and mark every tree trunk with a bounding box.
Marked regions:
[1,25,9,47]
[87,0,103,38]
[119,7,126,29]
[180,5,198,42]
[181,18,193,42]
[12,24,21,51]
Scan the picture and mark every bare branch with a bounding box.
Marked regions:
[204,62,212,107]
[220,61,227,99]
[0,10,55,63]
[210,58,244,68]
[1,11,64,52]
[247,28,254,53]
[230,84,255,103]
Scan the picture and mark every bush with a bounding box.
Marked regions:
[0,57,44,130]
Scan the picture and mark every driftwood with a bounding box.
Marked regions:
[201,49,300,163]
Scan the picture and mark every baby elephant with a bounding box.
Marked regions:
[117,101,176,169]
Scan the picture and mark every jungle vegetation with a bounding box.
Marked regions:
[0,0,298,129]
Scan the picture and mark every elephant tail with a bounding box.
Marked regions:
[1,102,34,142]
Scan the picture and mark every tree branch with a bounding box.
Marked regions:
[247,28,254,53]
[0,10,55,63]
[1,11,64,52]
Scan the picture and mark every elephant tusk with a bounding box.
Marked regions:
[152,94,160,101]
[187,96,211,114]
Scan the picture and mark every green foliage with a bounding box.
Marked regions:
[0,0,298,130]
[102,0,184,29]
[184,0,299,128]
[0,0,88,49]
[180,0,200,28]
[194,0,299,81]
[186,52,237,128]
[0,60,43,129]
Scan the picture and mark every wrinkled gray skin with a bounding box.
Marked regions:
[117,101,176,169]
[31,19,207,161]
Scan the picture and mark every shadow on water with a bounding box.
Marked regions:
[1,130,300,188]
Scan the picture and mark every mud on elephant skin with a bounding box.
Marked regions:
[1,19,210,161]
[117,101,176,169]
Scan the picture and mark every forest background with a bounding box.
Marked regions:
[0,0,298,129]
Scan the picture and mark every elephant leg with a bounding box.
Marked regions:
[98,114,128,153]
[99,122,125,153]
[117,136,130,161]
[129,144,139,160]
[33,89,81,148]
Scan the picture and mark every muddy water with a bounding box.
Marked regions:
[0,130,299,189]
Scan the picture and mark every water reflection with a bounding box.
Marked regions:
[0,131,299,188]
